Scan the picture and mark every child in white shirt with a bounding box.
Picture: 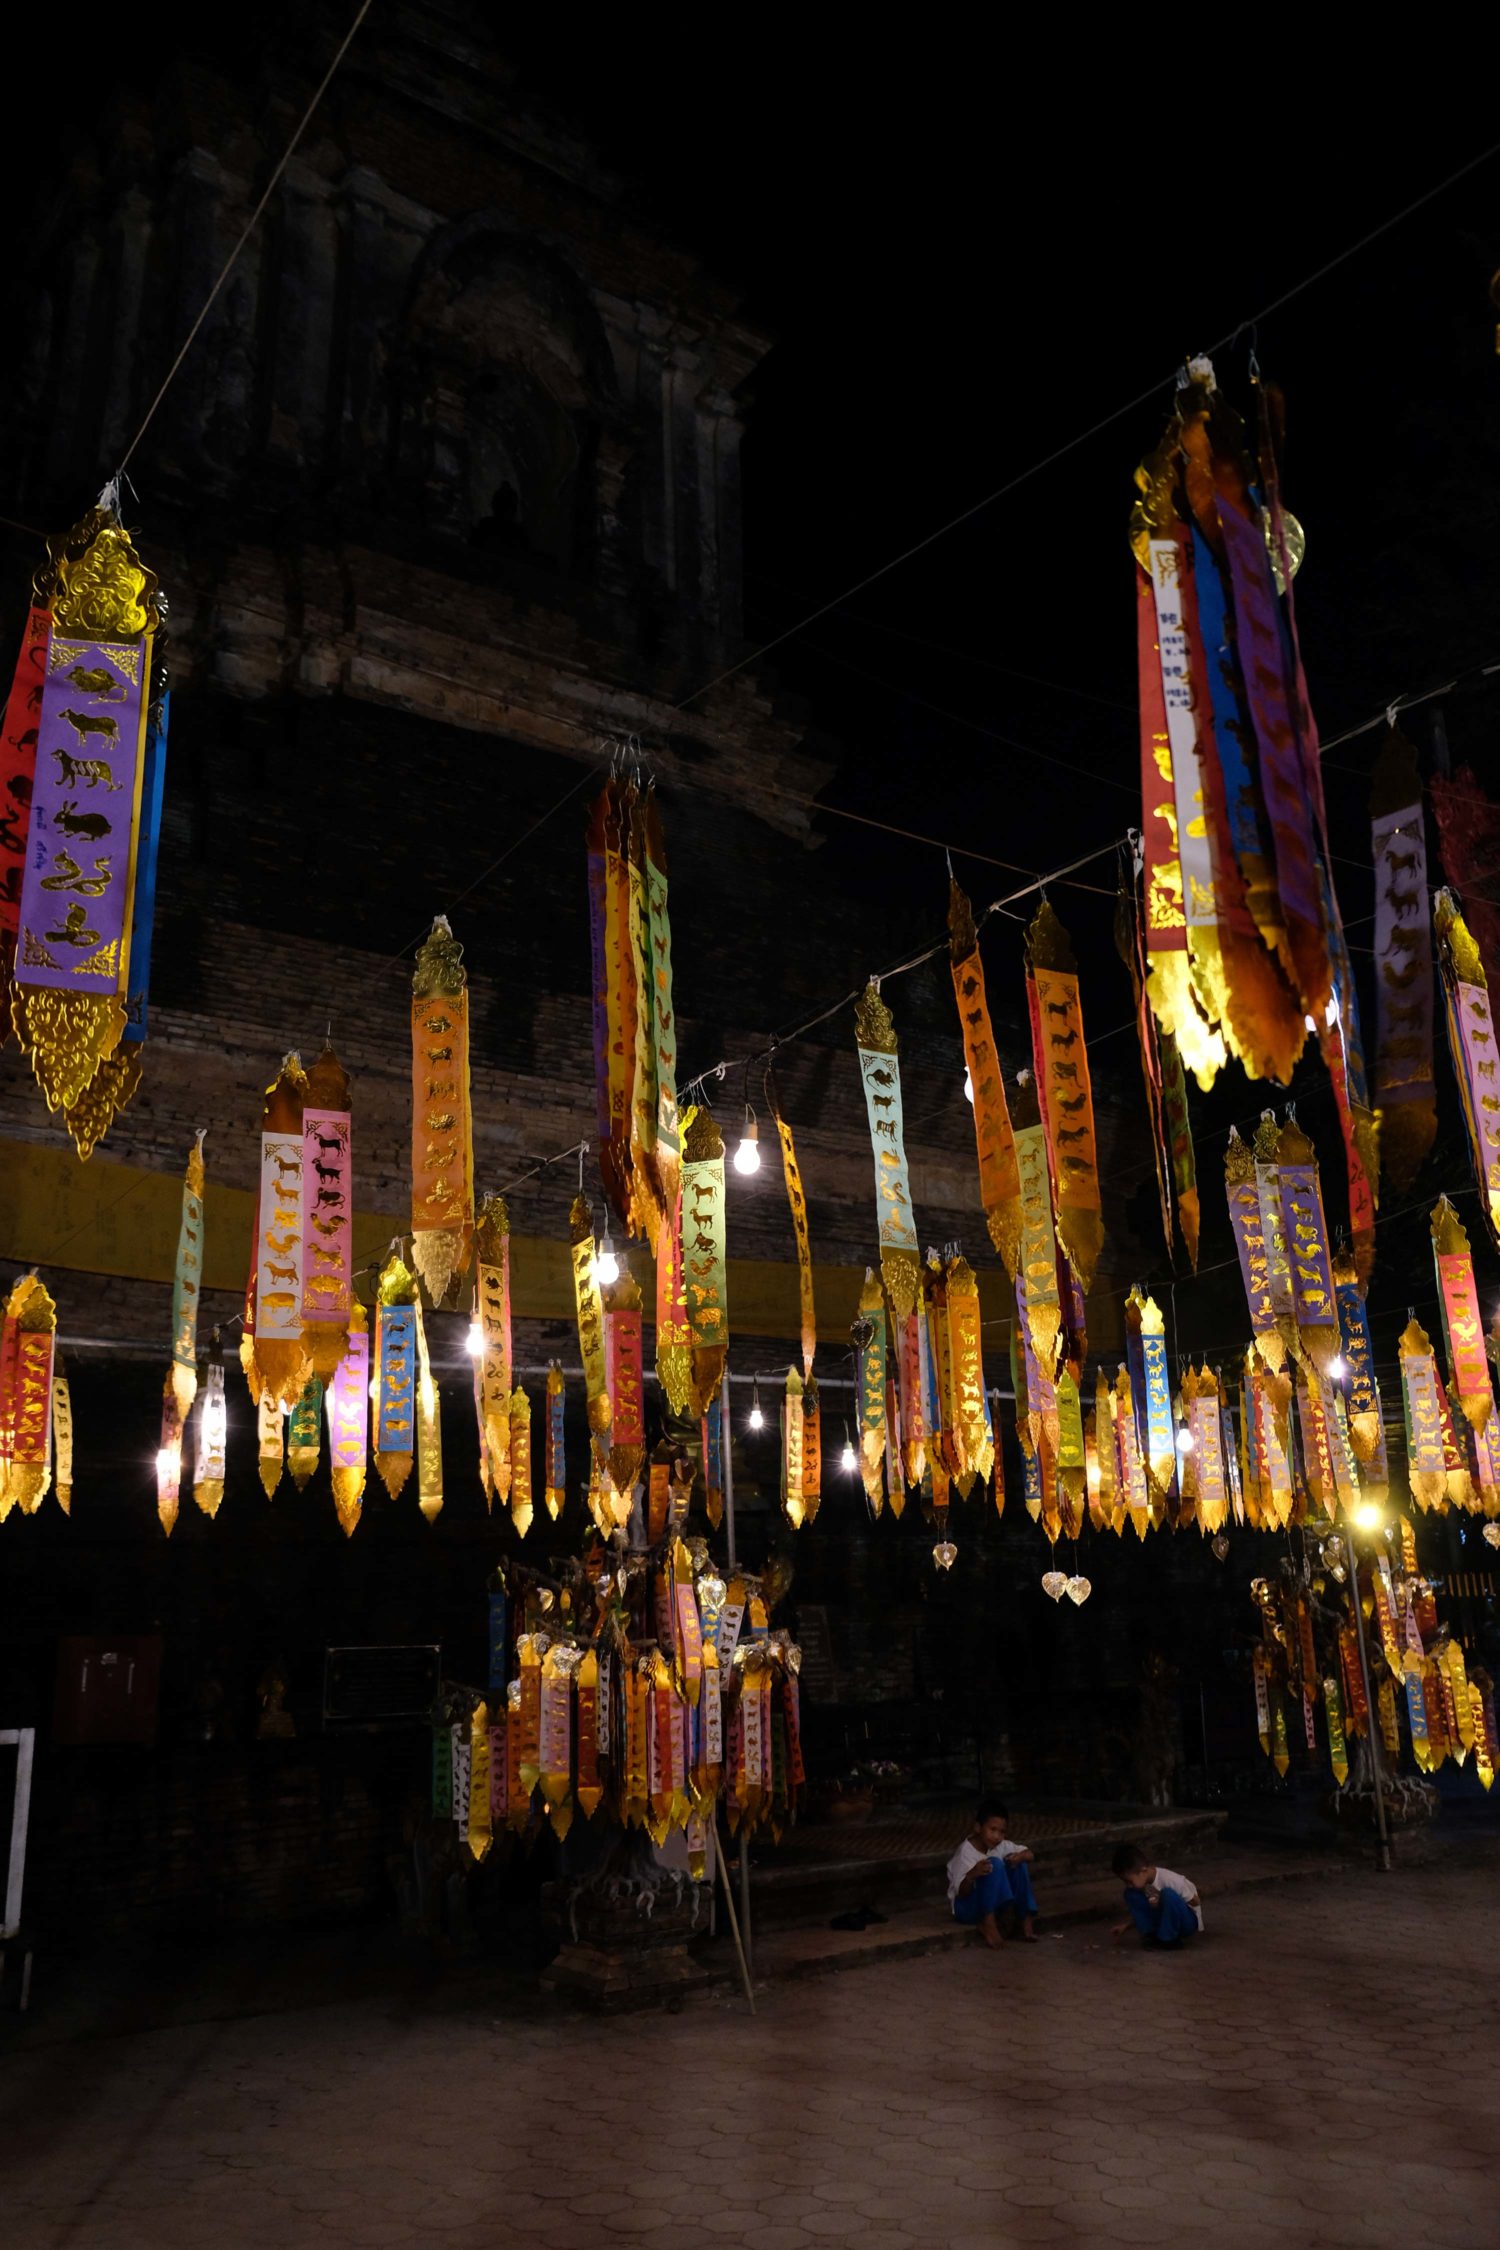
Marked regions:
[1110,1842,1202,1946]
[945,1799,1040,1947]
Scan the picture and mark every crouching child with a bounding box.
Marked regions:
[946,1799,1040,1948]
[1110,1842,1203,1947]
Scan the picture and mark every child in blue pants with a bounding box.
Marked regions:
[1110,1842,1202,1946]
[946,1799,1040,1947]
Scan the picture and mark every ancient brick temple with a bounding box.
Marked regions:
[0,7,1216,1942]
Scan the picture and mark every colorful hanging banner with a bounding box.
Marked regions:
[604,1270,645,1503]
[12,509,164,1148]
[374,1254,418,1499]
[1334,1253,1387,1492]
[414,1303,443,1524]
[1013,1074,1061,1379]
[586,778,638,1230]
[1431,1197,1495,1433]
[949,879,1021,1275]
[945,1254,992,1496]
[544,1366,565,1519]
[509,1386,533,1537]
[853,982,920,1318]
[410,917,474,1305]
[0,606,48,962]
[286,1376,323,1490]
[681,1108,728,1414]
[250,1053,310,1408]
[1277,1117,1340,1375]
[626,791,666,1250]
[770,1090,817,1381]
[1026,900,1104,1292]
[1116,847,1199,1270]
[300,1046,352,1382]
[782,1368,805,1529]
[802,1377,822,1524]
[473,1195,512,1502]
[1435,890,1500,1253]
[655,1172,693,1415]
[193,1339,227,1519]
[857,1269,887,1513]
[327,1304,368,1536]
[569,1193,611,1464]
[169,1130,206,1418]
[1225,1126,1281,1367]
[50,1358,72,1514]
[1399,1318,1448,1508]
[1370,730,1437,1194]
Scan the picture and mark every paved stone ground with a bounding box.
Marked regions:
[4,1858,1498,2250]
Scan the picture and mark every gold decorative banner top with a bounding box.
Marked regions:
[949,880,1022,1275]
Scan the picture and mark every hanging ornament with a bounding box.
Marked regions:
[1041,1569,1068,1601]
[948,879,1021,1274]
[194,1336,227,1519]
[168,1131,206,1419]
[681,1107,728,1414]
[586,778,638,1231]
[509,1385,533,1536]
[1226,1126,1284,1372]
[856,1269,887,1514]
[473,1194,512,1504]
[1277,1117,1340,1377]
[1435,889,1500,1253]
[1013,1071,1061,1378]
[1370,730,1437,1195]
[153,1372,183,1537]
[655,1167,693,1416]
[300,1045,353,1382]
[50,1356,72,1515]
[1399,1318,1448,1509]
[569,1191,612,1467]
[1,1276,55,1515]
[410,917,474,1305]
[1334,1251,1387,1493]
[327,1305,368,1536]
[1025,899,1104,1292]
[414,1303,443,1523]
[781,1367,805,1530]
[257,1389,285,1499]
[933,1537,957,1571]
[10,504,168,1151]
[374,1251,418,1500]
[544,1365,565,1520]
[247,1053,310,1408]
[802,1376,822,1524]
[1065,1575,1092,1606]
[944,1253,992,1496]
[1431,1197,1495,1433]
[853,982,920,1318]
[1115,846,1199,1270]
[768,1076,817,1381]
[625,791,666,1249]
[604,1265,646,1505]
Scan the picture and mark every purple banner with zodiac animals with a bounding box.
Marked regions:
[16,627,150,992]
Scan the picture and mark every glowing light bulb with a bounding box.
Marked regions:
[1304,1014,1317,1033]
[1354,1499,1384,1533]
[748,1379,765,1431]
[733,1111,761,1175]
[155,1445,179,1481]
[840,1431,858,1474]
[963,1069,975,1106]
[1325,994,1340,1029]
[596,1233,620,1287]
[1176,1424,1195,1456]
[465,1318,485,1357]
[368,1376,380,1402]
[1328,1355,1346,1382]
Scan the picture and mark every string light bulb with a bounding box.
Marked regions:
[155,1445,179,1482]
[596,1230,620,1287]
[1328,1354,1347,1382]
[748,1379,764,1431]
[1176,1424,1195,1456]
[840,1423,857,1474]
[1354,1499,1384,1533]
[963,1069,974,1106]
[465,1315,484,1357]
[733,1107,761,1175]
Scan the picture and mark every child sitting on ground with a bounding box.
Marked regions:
[1110,1842,1203,1947]
[946,1798,1040,1948]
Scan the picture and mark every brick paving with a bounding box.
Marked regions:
[4,1858,1498,2249]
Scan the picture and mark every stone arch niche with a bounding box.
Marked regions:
[394,218,615,573]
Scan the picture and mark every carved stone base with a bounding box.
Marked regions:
[541,1868,715,2013]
